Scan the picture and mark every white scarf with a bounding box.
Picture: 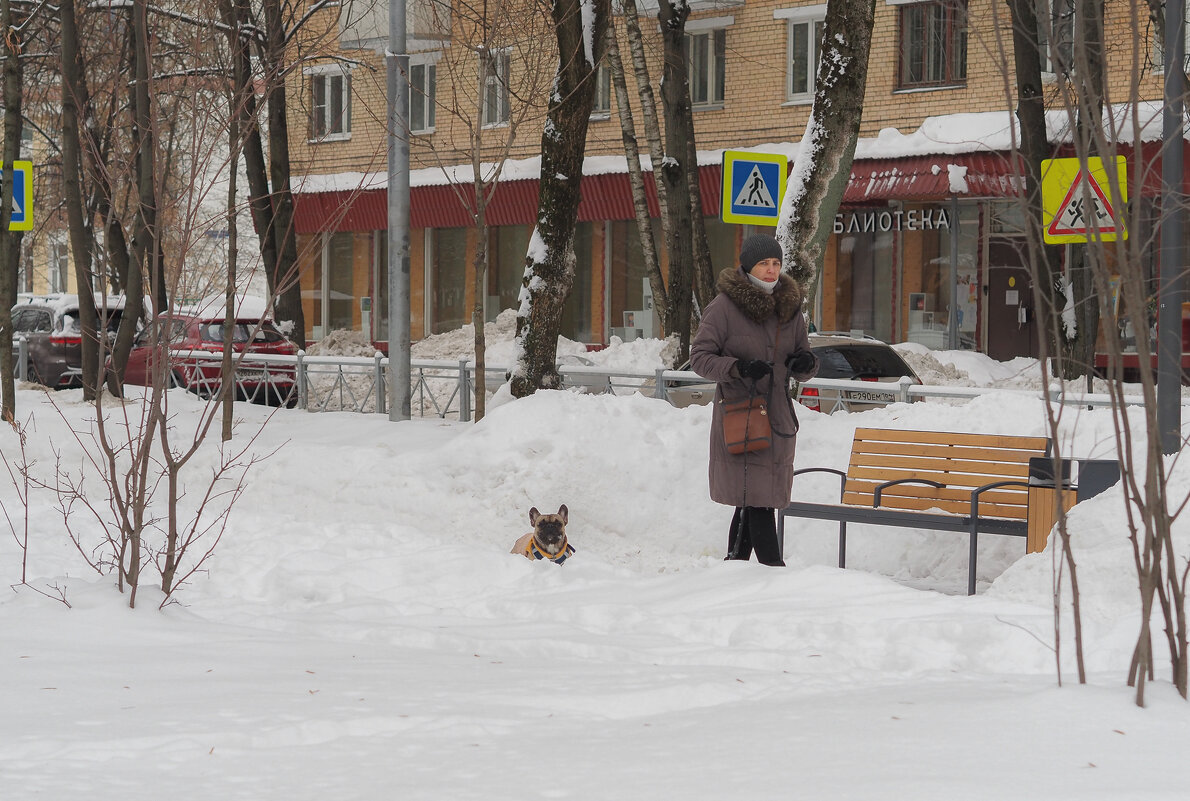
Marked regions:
[747,273,778,295]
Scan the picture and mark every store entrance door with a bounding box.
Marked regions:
[986,241,1038,361]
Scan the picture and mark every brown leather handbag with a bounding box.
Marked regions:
[722,396,772,454]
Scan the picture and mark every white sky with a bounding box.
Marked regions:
[3,333,1189,799]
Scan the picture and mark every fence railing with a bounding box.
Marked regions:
[8,341,1171,417]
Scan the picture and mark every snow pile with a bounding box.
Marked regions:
[306,328,378,358]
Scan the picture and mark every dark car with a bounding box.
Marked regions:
[122,311,299,405]
[10,294,129,389]
[656,333,922,412]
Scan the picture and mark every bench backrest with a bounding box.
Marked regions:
[842,428,1052,519]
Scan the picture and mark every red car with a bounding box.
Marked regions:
[122,312,299,406]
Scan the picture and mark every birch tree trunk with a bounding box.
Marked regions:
[511,0,610,396]
[606,23,668,333]
[777,0,876,303]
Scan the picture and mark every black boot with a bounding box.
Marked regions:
[746,507,785,566]
[725,507,753,560]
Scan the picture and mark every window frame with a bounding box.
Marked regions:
[685,18,730,110]
[409,53,439,135]
[480,47,512,128]
[895,0,968,91]
[776,5,827,105]
[306,64,353,142]
[590,61,612,119]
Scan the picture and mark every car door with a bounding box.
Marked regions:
[15,308,53,382]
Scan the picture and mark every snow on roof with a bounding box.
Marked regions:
[293,103,1171,196]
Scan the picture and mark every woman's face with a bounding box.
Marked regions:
[749,258,781,283]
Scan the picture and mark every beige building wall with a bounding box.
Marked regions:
[289,1,1167,182]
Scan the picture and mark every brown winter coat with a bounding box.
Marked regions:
[690,267,818,509]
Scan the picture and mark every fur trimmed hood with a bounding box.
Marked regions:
[715,267,805,324]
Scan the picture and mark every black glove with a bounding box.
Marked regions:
[785,350,816,374]
[736,359,773,381]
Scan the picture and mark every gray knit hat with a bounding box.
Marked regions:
[739,234,783,273]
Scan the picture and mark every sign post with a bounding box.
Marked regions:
[721,151,787,226]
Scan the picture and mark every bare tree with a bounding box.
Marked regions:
[420,0,553,419]
[777,0,876,303]
[510,0,610,396]
[0,0,24,422]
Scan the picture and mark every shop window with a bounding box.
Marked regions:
[776,5,826,104]
[480,48,511,127]
[833,224,894,340]
[410,57,437,134]
[897,0,967,89]
[490,225,531,321]
[609,221,657,336]
[561,223,594,342]
[686,27,726,109]
[308,67,352,140]
[431,228,468,334]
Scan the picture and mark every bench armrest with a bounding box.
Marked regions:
[969,480,1030,518]
[793,467,847,502]
[874,478,944,508]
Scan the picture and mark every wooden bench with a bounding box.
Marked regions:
[777,428,1117,595]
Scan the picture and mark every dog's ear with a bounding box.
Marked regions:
[529,507,540,526]
[557,504,568,524]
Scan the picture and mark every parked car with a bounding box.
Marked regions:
[655,333,922,413]
[10,294,130,389]
[121,311,299,406]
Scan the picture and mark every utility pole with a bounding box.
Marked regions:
[1159,1,1184,453]
[388,0,411,421]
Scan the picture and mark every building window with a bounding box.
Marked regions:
[777,6,826,103]
[591,62,611,118]
[410,57,437,134]
[308,67,352,140]
[49,235,69,293]
[1038,0,1074,76]
[897,0,967,89]
[480,48,511,127]
[687,27,726,109]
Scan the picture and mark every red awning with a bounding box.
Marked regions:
[294,166,724,234]
[842,152,1023,204]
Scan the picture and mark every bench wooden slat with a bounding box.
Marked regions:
[841,491,1029,518]
[852,428,1050,452]
[848,457,1032,481]
[851,442,1045,465]
[842,480,1030,507]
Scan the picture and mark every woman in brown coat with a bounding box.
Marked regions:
[690,234,819,566]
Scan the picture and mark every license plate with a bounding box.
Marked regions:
[844,390,889,402]
[237,369,267,381]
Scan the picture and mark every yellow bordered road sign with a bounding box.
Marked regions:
[0,161,33,231]
[1041,156,1127,244]
[721,150,787,226]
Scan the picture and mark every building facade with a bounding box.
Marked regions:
[287,0,1176,359]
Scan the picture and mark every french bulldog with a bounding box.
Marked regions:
[511,504,574,564]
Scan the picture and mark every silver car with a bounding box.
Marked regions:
[657,333,922,412]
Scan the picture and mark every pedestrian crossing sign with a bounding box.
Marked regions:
[0,161,33,231]
[721,151,787,226]
[1041,156,1127,244]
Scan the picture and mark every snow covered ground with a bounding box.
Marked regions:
[3,337,1189,800]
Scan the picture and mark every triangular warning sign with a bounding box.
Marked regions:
[733,165,776,209]
[1047,169,1122,238]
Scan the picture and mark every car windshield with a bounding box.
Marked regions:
[814,344,914,380]
[61,310,124,335]
[200,322,285,344]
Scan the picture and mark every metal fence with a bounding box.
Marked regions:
[8,338,1170,418]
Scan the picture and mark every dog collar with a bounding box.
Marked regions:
[527,538,575,564]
